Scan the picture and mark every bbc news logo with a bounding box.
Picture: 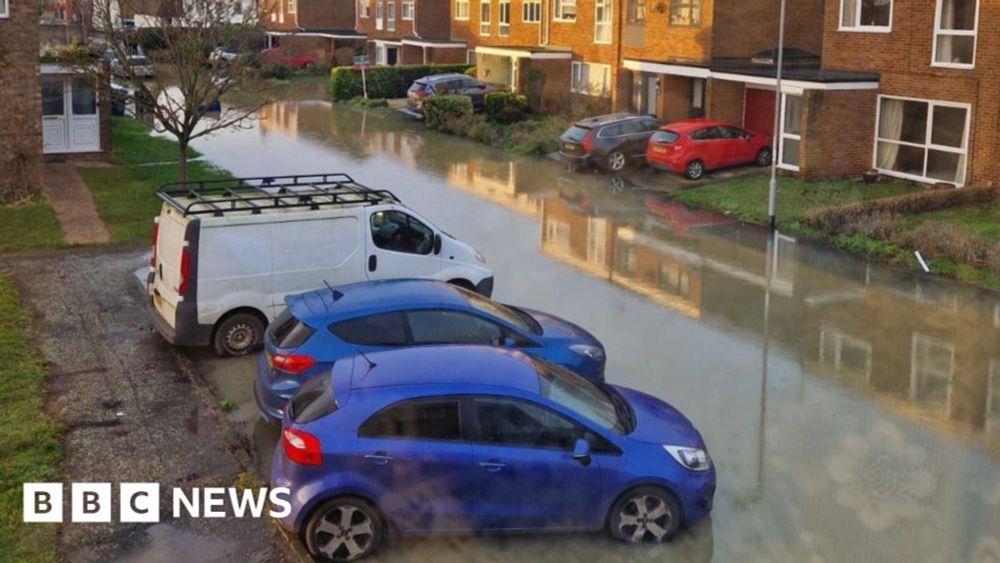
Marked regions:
[23,483,291,523]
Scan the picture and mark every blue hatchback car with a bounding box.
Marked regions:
[272,346,715,561]
[254,279,606,420]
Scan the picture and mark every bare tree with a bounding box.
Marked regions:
[87,0,271,181]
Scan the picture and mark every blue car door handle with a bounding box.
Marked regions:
[478,460,507,472]
[364,452,392,465]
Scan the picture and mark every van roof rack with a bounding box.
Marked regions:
[157,173,401,217]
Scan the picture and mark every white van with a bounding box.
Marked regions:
[147,173,494,356]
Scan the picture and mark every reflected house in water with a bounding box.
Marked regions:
[444,159,549,217]
[259,101,301,138]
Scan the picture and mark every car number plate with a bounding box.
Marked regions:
[564,143,576,152]
[652,146,667,153]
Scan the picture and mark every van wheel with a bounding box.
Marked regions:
[213,313,264,357]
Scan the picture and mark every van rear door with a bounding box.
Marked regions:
[364,206,442,282]
[151,204,191,329]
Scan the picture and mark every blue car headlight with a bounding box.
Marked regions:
[570,344,604,361]
[663,445,711,472]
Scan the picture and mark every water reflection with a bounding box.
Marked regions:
[196,97,1000,562]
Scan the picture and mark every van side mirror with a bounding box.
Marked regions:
[572,438,592,466]
[433,233,442,255]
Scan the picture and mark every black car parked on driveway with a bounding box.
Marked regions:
[558,113,663,172]
[404,73,498,117]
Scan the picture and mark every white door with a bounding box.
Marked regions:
[42,77,100,154]
[365,207,442,282]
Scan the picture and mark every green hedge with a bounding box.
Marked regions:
[423,95,473,130]
[484,92,529,124]
[330,64,474,101]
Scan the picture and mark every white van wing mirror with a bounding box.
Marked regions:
[433,234,442,255]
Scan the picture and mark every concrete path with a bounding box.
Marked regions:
[40,163,111,245]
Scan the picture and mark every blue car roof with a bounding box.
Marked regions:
[348,345,542,394]
[285,279,472,326]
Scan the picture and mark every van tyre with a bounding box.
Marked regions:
[305,497,385,562]
[608,486,681,544]
[213,313,264,357]
[684,160,705,180]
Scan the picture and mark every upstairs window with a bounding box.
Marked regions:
[522,0,540,22]
[360,0,370,17]
[402,0,414,19]
[376,0,384,29]
[0,0,8,18]
[626,0,645,23]
[840,0,892,31]
[287,0,296,13]
[933,0,977,67]
[455,0,469,19]
[669,0,700,26]
[554,0,575,21]
[480,0,491,34]
[594,0,612,43]
[387,0,395,30]
[498,0,510,36]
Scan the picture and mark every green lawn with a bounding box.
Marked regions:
[0,200,65,254]
[0,276,61,562]
[904,202,1000,243]
[109,116,200,165]
[82,162,231,244]
[673,175,920,234]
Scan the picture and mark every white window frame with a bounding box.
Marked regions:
[387,0,395,30]
[909,332,955,410]
[376,0,384,29]
[819,327,873,382]
[873,95,971,186]
[480,0,491,35]
[376,44,387,65]
[522,0,540,23]
[287,0,296,13]
[554,0,575,21]
[498,0,510,36]
[571,61,611,97]
[839,0,893,33]
[594,0,612,43]
[0,0,8,18]
[455,0,469,19]
[360,0,370,17]
[402,0,414,19]
[932,0,978,69]
[778,93,802,172]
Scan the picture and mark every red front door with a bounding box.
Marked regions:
[743,88,775,138]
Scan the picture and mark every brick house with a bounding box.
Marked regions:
[261,0,366,66]
[356,0,467,65]
[451,0,621,113]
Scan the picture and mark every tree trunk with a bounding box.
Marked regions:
[178,143,188,183]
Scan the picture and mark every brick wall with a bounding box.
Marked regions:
[707,79,743,124]
[414,0,453,39]
[357,0,416,39]
[0,0,43,192]
[621,0,716,64]
[299,0,355,29]
[714,0,824,59]
[800,89,877,179]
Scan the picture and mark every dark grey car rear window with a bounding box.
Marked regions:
[563,125,591,142]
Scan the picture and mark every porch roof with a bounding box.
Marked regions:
[400,38,467,48]
[265,29,366,39]
[475,46,572,60]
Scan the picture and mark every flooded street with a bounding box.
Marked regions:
[188,88,1000,562]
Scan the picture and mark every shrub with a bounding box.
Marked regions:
[833,211,903,239]
[484,92,529,124]
[348,97,389,108]
[895,221,1000,272]
[330,64,474,101]
[464,66,477,77]
[423,95,473,130]
[525,67,546,111]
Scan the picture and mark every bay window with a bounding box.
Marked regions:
[933,0,977,67]
[594,0,611,43]
[840,0,891,31]
[480,0,490,34]
[875,96,970,185]
[455,0,469,19]
[554,0,575,21]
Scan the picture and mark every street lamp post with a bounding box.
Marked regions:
[767,0,788,233]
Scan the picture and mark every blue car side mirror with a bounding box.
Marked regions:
[572,438,592,466]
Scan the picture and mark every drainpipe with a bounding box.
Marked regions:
[412,0,423,38]
[766,0,787,233]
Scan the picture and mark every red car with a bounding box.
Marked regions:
[261,48,317,69]
[646,119,772,180]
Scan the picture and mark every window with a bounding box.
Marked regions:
[402,0,413,18]
[370,210,434,254]
[329,312,409,346]
[455,0,469,19]
[0,0,7,18]
[819,328,872,380]
[480,0,491,34]
[780,93,802,170]
[933,0,977,67]
[375,43,387,64]
[669,0,700,26]
[875,96,969,185]
[360,0,370,17]
[287,0,296,13]
[473,397,579,449]
[387,0,395,30]
[522,0,540,22]
[554,0,575,21]
[594,0,612,43]
[537,360,623,432]
[690,126,719,141]
[376,0,384,28]
[42,79,64,116]
[289,370,338,424]
[359,399,463,441]
[498,0,510,36]
[840,0,892,31]
[571,62,611,97]
[910,333,954,407]
[71,79,97,115]
[269,308,315,348]
[626,0,644,23]
[407,310,504,345]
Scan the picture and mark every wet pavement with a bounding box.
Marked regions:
[158,89,1000,561]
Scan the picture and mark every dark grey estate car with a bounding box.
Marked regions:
[406,73,498,115]
[558,114,663,172]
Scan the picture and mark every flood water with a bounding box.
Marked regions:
[189,87,1000,562]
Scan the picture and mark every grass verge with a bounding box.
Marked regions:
[82,161,231,244]
[0,200,65,254]
[0,276,61,562]
[110,116,201,165]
